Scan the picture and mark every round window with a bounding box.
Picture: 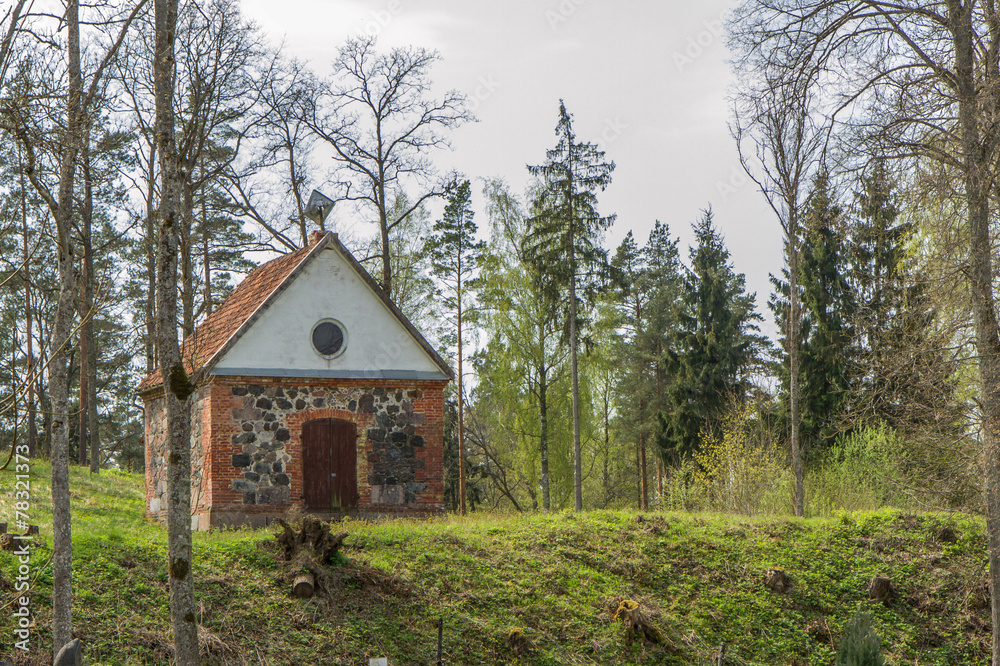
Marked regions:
[311,320,346,357]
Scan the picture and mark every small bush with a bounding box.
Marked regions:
[693,404,790,516]
[836,611,885,666]
[807,424,907,516]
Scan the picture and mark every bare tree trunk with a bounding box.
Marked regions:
[154,0,200,661]
[378,178,392,296]
[49,0,83,652]
[180,179,195,339]
[145,142,157,375]
[457,270,466,514]
[788,224,804,517]
[948,4,1000,662]
[639,433,648,511]
[19,153,36,458]
[201,184,212,315]
[539,328,550,511]
[78,144,93,468]
[83,148,99,474]
[78,325,88,466]
[569,210,582,512]
[656,462,663,508]
[288,149,309,245]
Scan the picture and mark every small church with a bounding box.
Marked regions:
[138,230,452,529]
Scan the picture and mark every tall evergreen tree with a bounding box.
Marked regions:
[770,173,857,453]
[846,164,963,447]
[523,100,615,511]
[428,179,485,514]
[659,208,766,461]
[799,172,855,448]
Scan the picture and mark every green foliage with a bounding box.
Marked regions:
[694,403,790,516]
[522,99,616,328]
[806,425,906,516]
[770,172,855,454]
[659,209,768,462]
[610,222,683,505]
[443,394,485,511]
[798,172,855,448]
[472,179,572,511]
[836,611,886,666]
[427,179,485,336]
[0,465,990,664]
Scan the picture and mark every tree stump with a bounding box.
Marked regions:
[612,599,662,645]
[935,526,958,543]
[292,572,315,598]
[275,515,348,564]
[868,576,894,604]
[765,568,791,593]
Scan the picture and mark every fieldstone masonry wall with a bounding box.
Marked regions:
[144,376,446,529]
[144,388,207,521]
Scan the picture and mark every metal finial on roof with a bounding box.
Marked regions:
[304,190,335,226]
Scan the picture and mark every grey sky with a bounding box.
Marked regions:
[241,0,781,334]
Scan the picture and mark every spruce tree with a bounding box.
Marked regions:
[611,223,682,507]
[523,100,615,511]
[836,612,885,666]
[799,172,855,447]
[770,172,855,453]
[659,209,766,461]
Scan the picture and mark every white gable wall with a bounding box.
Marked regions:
[213,246,446,377]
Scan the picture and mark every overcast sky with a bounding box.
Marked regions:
[240,0,781,335]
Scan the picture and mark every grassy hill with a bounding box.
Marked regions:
[0,462,991,665]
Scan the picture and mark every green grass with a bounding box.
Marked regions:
[0,462,991,665]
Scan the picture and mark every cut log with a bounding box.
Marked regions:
[292,572,315,598]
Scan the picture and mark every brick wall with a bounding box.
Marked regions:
[143,375,447,528]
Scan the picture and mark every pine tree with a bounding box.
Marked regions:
[659,208,766,461]
[611,222,682,507]
[428,179,485,514]
[523,100,615,511]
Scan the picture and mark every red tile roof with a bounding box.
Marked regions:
[137,243,311,393]
[138,231,454,394]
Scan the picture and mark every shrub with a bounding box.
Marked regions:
[807,424,906,516]
[693,404,790,516]
[835,611,885,666]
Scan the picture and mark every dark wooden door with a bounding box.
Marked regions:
[302,419,357,510]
